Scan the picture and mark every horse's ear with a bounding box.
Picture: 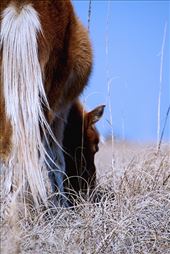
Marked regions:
[87,105,105,125]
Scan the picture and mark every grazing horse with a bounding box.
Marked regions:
[46,100,105,205]
[63,100,105,204]
[0,0,92,207]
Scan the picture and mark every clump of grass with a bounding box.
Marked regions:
[1,143,170,254]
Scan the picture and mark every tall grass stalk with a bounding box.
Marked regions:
[88,0,92,32]
[157,22,167,150]
[105,1,115,169]
[158,105,170,151]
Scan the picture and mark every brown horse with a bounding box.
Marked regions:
[45,100,104,205]
[0,0,92,207]
[63,100,105,204]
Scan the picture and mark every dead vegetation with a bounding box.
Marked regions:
[0,141,170,254]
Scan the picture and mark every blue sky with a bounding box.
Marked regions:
[73,0,170,143]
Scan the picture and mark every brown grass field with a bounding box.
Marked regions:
[0,140,170,254]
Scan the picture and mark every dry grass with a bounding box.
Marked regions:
[0,141,170,254]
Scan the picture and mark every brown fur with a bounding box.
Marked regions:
[0,87,12,162]
[0,0,92,154]
[63,100,105,203]
[0,0,92,205]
